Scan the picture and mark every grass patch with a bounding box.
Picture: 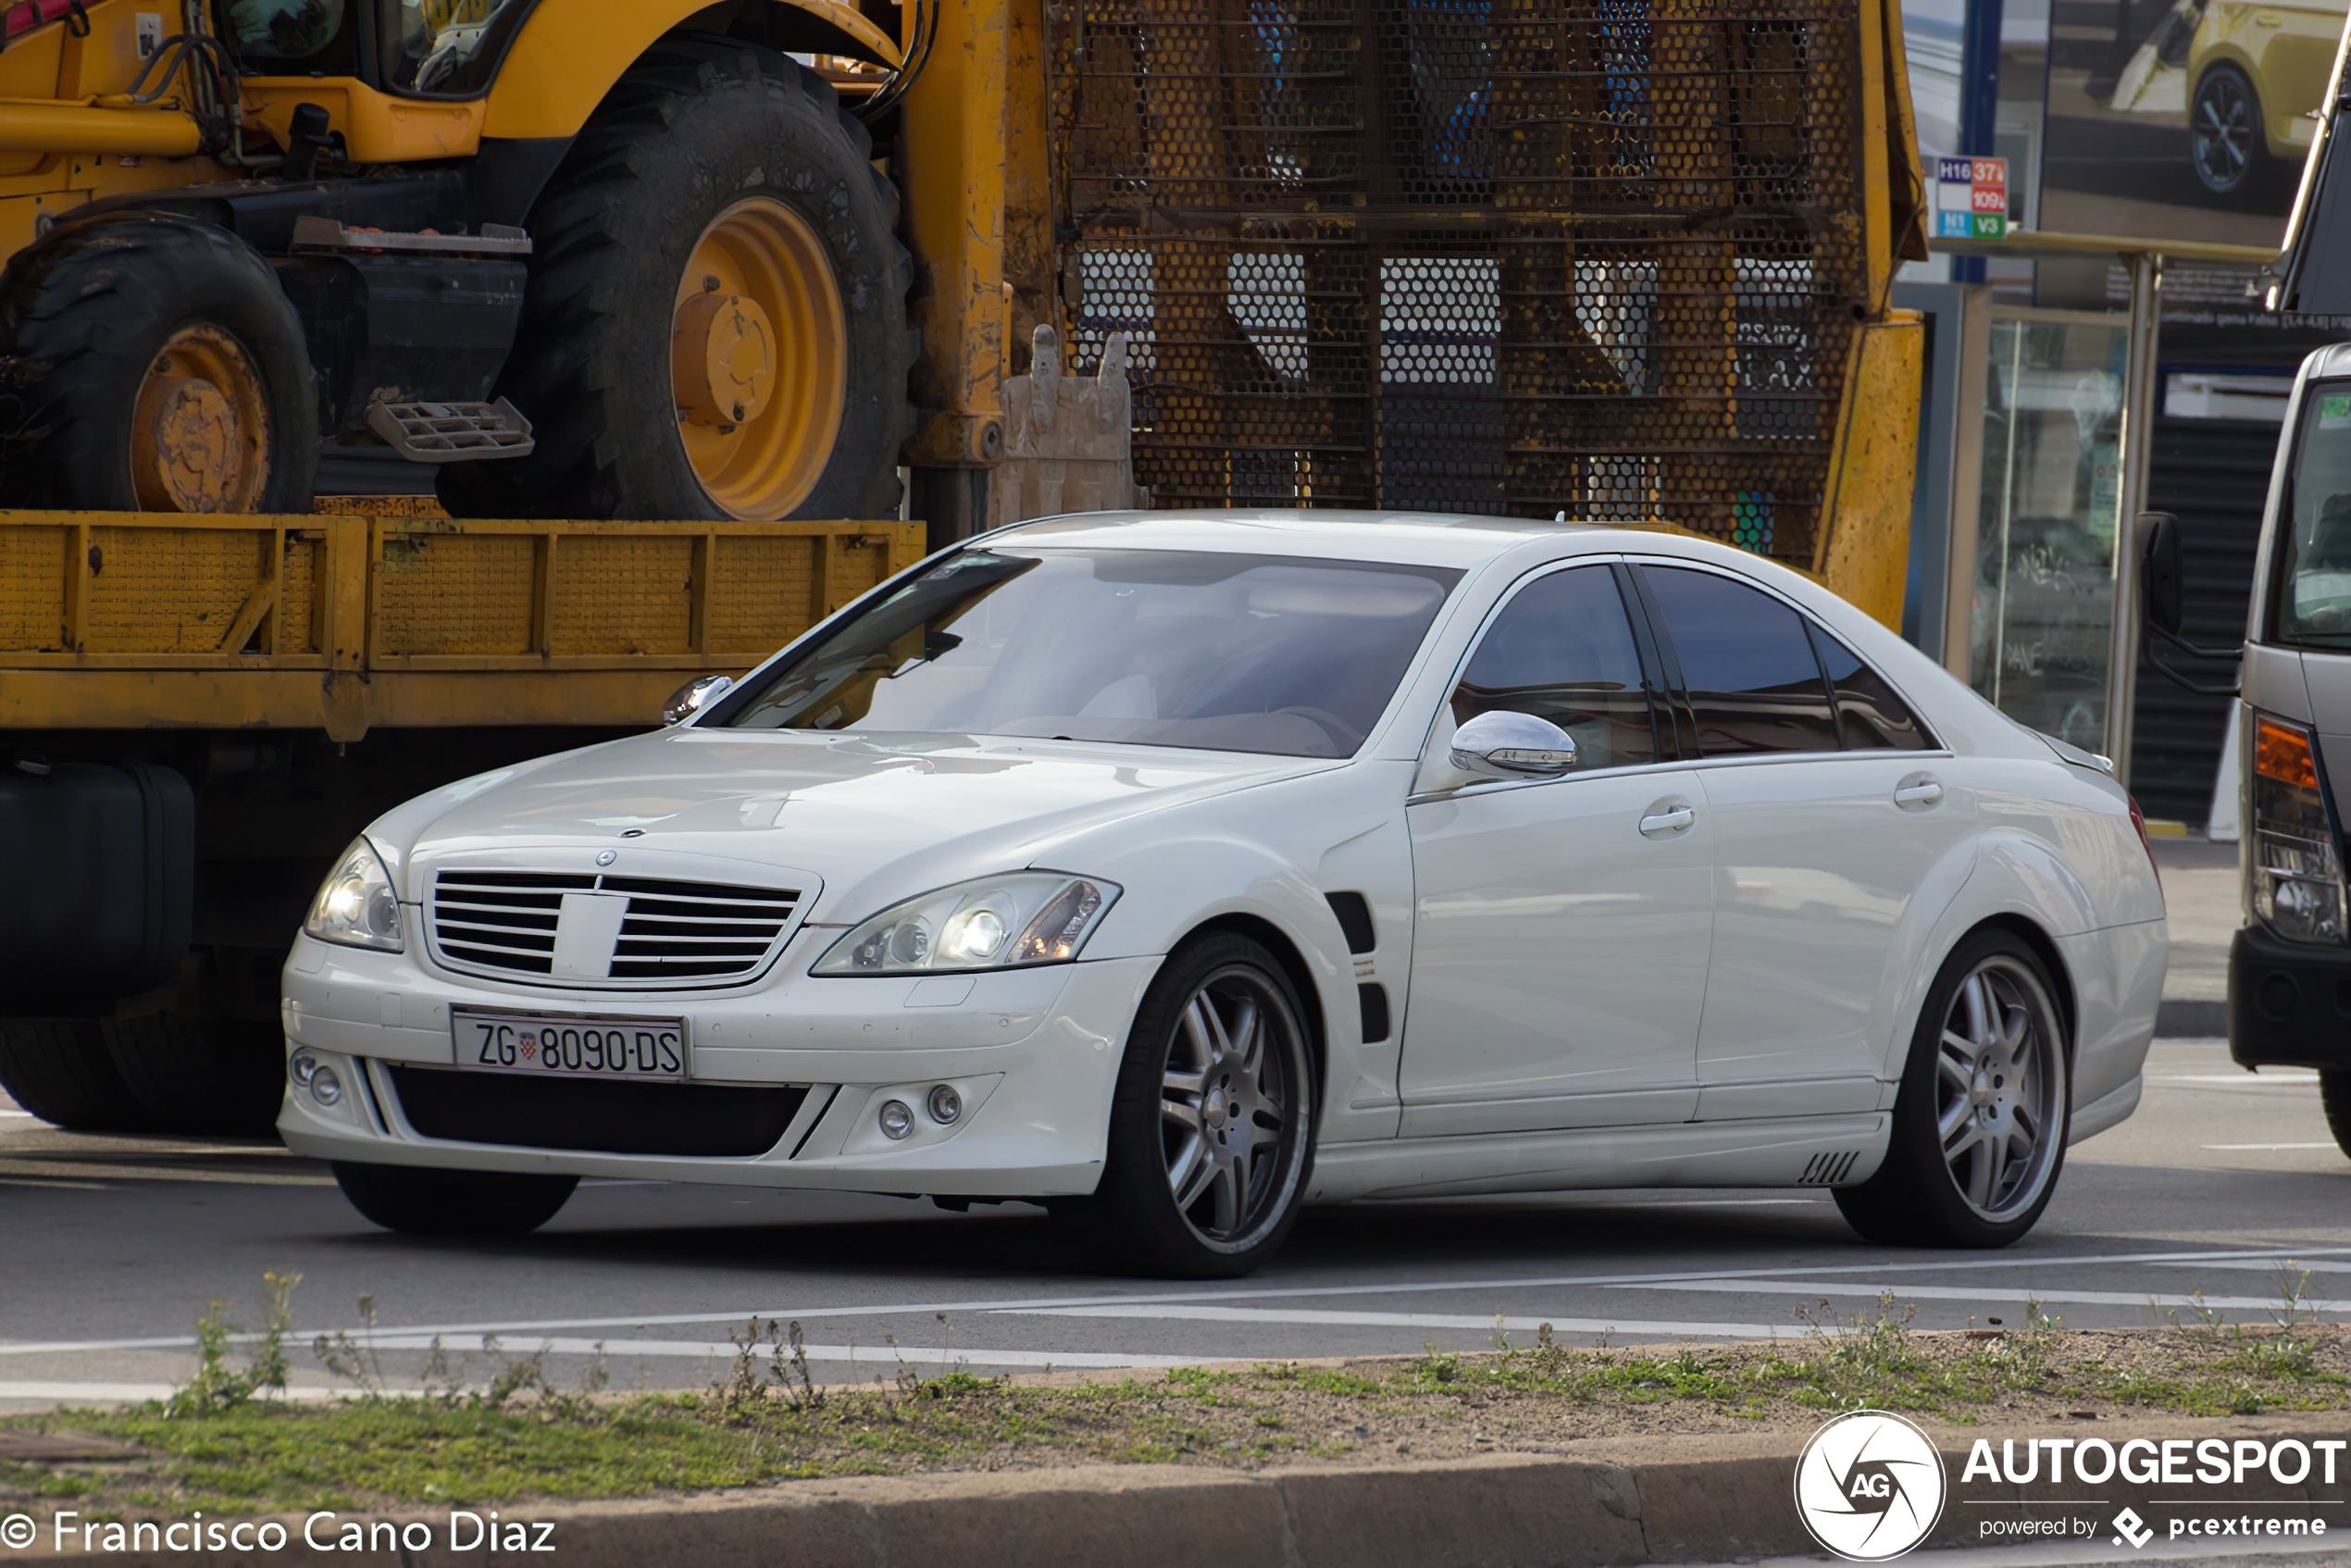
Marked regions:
[11,1281,2351,1515]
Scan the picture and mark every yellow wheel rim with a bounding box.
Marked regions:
[672,197,848,520]
[130,324,271,513]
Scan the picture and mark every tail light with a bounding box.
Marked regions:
[2127,794,2159,874]
[2250,714,2347,943]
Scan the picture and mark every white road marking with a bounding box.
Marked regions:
[7,1244,2347,1359]
[0,1110,33,1119]
[350,1335,1200,1370]
[2203,1142,2340,1150]
[1617,1279,2345,1313]
[1010,1305,1789,1338]
[2151,1072,2320,1085]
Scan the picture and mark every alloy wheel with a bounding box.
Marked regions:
[2193,72,2255,193]
[1158,964,1298,1245]
[1934,954,2065,1220]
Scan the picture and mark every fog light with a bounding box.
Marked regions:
[927,1084,963,1125]
[878,1099,914,1140]
[309,1064,343,1108]
[289,1049,318,1089]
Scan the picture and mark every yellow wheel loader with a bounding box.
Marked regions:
[0,0,914,519]
[0,0,1930,1132]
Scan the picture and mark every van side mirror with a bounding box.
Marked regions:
[2140,511,2184,640]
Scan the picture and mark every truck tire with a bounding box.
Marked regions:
[332,1162,579,1237]
[2320,1069,2351,1160]
[0,215,318,512]
[0,1019,156,1133]
[103,1014,286,1138]
[441,41,912,522]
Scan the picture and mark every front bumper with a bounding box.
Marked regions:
[277,929,1158,1197]
[2229,923,2351,1069]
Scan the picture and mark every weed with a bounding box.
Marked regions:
[168,1271,300,1417]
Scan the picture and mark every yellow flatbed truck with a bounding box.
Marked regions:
[0,0,1931,1131]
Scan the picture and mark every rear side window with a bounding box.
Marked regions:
[1451,565,1659,770]
[1638,566,1840,756]
[1808,623,1934,751]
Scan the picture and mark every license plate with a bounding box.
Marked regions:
[453,1009,689,1083]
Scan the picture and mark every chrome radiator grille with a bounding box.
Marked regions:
[429,870,802,988]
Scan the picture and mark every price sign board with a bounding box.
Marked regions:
[1934,156,2009,240]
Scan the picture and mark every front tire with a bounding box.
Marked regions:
[1061,933,1317,1277]
[333,1162,579,1238]
[0,1019,156,1133]
[1835,929,2071,1248]
[440,40,912,522]
[2190,64,2273,199]
[2319,1069,2351,1160]
[103,1014,287,1138]
[0,216,318,511]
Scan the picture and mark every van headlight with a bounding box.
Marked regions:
[815,873,1119,975]
[304,838,405,952]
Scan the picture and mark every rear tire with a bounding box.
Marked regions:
[103,1014,286,1138]
[1058,933,1317,1277]
[0,1019,156,1133]
[440,40,912,521]
[0,215,318,511]
[2319,1069,2351,1160]
[1835,929,2071,1248]
[332,1162,579,1237]
[2190,63,2275,200]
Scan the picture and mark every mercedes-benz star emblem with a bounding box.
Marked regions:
[595,850,617,866]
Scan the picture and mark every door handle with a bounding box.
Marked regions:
[1894,778,1945,808]
[1638,805,1696,837]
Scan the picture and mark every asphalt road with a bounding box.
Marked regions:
[6,836,2339,1410]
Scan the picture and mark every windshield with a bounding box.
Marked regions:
[2277,381,2351,647]
[720,548,1462,757]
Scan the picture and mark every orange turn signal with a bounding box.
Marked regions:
[2256,716,2320,790]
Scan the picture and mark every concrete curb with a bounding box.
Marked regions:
[17,1413,2351,1566]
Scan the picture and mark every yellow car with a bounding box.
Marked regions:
[2188,0,2342,196]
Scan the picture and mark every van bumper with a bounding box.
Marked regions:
[2229,924,2351,1068]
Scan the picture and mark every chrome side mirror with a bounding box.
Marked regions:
[1449,710,1578,779]
[662,674,735,726]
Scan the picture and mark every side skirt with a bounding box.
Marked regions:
[1304,1114,1891,1202]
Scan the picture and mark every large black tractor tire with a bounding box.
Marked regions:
[0,215,318,512]
[103,1014,287,1139]
[0,1019,157,1133]
[333,1162,580,1238]
[441,40,913,522]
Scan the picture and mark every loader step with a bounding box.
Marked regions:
[289,216,533,257]
[365,398,535,463]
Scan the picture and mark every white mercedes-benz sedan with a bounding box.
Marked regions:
[279,511,2166,1276]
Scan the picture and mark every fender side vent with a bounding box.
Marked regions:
[1358,983,1391,1043]
[1325,891,1376,954]
[1797,1150,1860,1186]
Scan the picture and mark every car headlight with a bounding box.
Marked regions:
[304,838,405,952]
[814,873,1119,976]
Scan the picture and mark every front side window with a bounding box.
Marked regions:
[1449,565,1660,770]
[1639,565,1840,756]
[384,0,536,96]
[721,548,1461,758]
[2275,380,2351,648]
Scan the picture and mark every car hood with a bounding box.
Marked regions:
[384,728,1338,922]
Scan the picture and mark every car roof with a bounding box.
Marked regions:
[989,508,1703,570]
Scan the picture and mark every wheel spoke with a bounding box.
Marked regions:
[1231,998,1263,1075]
[1210,1155,1242,1233]
[1977,1124,2008,1207]
[1945,1114,1984,1161]
[1938,1097,1972,1144]
[1938,1039,1975,1089]
[1961,973,1994,1049]
[1180,995,1222,1065]
[1162,1095,1202,1133]
[1169,1135,1213,1210]
[1164,1063,1207,1098]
